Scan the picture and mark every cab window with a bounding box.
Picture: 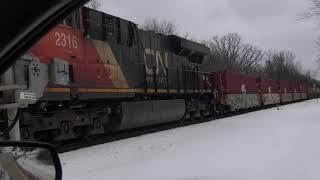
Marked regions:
[60,10,81,30]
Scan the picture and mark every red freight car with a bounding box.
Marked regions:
[278,80,293,103]
[257,78,280,105]
[308,84,317,99]
[292,81,301,101]
[300,83,308,100]
[210,71,259,111]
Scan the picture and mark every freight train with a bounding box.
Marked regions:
[0,7,318,142]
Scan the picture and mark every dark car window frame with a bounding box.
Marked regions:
[0,0,88,74]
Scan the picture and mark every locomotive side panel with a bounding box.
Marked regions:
[29,7,211,101]
[80,7,209,97]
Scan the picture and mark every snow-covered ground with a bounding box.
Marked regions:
[60,100,320,180]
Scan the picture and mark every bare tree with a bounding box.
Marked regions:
[303,0,320,19]
[142,18,178,35]
[302,0,320,74]
[204,33,314,81]
[204,33,242,71]
[204,33,264,74]
[86,0,102,10]
[262,50,311,81]
[238,43,264,74]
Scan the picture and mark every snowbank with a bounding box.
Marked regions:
[60,100,320,180]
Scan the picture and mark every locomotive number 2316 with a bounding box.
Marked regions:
[55,32,78,49]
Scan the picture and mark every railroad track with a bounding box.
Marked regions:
[55,101,298,153]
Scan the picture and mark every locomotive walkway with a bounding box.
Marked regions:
[60,99,320,180]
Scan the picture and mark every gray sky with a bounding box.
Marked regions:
[101,0,319,75]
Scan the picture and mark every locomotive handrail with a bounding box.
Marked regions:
[0,85,26,91]
[0,103,20,110]
[3,108,21,137]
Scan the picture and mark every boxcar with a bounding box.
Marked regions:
[292,82,301,101]
[279,80,293,103]
[301,83,308,100]
[257,78,280,105]
[210,71,259,111]
[308,84,317,99]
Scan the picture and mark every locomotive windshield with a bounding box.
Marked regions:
[60,10,81,30]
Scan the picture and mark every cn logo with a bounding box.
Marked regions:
[144,48,168,76]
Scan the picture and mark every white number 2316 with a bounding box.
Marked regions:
[55,32,78,49]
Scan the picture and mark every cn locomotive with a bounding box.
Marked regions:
[0,7,317,142]
[0,7,214,141]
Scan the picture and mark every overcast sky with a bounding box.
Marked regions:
[101,0,320,75]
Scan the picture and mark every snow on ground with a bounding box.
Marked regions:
[60,100,320,180]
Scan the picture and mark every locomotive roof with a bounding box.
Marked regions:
[83,6,210,56]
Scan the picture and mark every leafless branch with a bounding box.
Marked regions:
[86,0,102,10]
[142,18,178,35]
[204,33,264,74]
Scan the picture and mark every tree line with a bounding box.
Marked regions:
[203,33,314,83]
[141,18,316,84]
